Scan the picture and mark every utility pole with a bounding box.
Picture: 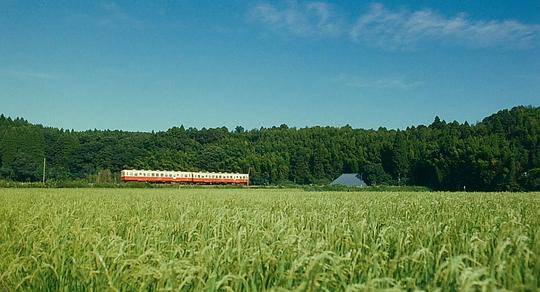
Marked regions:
[42,157,46,184]
[247,167,251,186]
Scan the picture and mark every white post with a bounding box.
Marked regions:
[42,157,46,183]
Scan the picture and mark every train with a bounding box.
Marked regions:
[120,169,249,185]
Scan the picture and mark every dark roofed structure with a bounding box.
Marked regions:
[330,173,367,187]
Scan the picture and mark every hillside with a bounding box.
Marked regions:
[0,106,538,191]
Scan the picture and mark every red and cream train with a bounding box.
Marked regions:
[120,169,249,185]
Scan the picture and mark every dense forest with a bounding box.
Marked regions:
[0,106,538,191]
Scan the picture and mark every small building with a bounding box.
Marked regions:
[330,173,367,187]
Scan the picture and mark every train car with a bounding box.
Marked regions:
[191,172,249,185]
[120,170,192,183]
[120,169,249,185]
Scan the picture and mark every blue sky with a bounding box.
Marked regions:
[1,1,539,131]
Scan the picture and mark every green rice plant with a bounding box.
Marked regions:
[0,189,538,291]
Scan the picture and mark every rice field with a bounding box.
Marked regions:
[0,188,538,291]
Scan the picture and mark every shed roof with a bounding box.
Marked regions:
[330,173,367,187]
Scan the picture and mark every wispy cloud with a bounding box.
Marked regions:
[2,71,62,81]
[249,1,341,37]
[335,73,423,90]
[350,3,540,50]
[97,1,143,30]
[250,2,540,50]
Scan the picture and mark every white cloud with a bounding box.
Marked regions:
[335,73,423,90]
[350,3,540,49]
[250,1,341,37]
[2,71,62,81]
[250,2,540,49]
[97,1,143,30]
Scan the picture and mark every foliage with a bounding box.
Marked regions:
[0,189,537,290]
[0,106,539,191]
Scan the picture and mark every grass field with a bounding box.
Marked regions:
[0,189,538,291]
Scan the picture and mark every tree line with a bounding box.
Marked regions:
[0,106,538,191]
